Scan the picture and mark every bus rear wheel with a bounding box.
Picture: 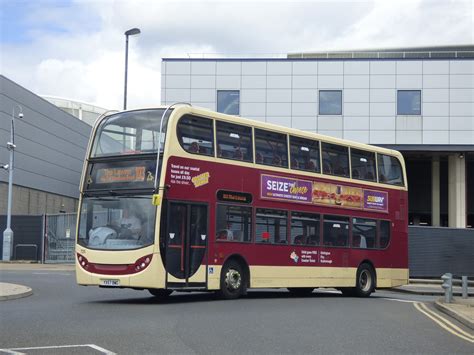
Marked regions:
[149,289,173,299]
[218,260,246,300]
[354,263,375,297]
[287,287,314,296]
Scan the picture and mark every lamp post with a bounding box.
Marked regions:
[2,105,22,261]
[123,27,141,110]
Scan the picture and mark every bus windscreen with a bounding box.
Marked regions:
[91,109,170,157]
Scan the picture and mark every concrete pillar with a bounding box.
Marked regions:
[448,154,466,228]
[432,156,440,227]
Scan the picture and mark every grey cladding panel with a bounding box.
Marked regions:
[0,75,91,198]
[0,97,90,149]
[1,76,91,134]
[0,130,85,172]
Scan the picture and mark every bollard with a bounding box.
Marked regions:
[461,276,468,299]
[441,273,453,303]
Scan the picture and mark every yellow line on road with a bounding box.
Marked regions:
[414,302,474,344]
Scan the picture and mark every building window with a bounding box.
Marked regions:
[397,90,421,115]
[319,90,342,115]
[216,204,252,242]
[217,90,240,115]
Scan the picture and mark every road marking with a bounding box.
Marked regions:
[32,272,72,276]
[414,302,474,344]
[378,297,417,303]
[0,344,116,354]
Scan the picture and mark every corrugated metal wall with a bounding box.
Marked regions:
[409,226,474,278]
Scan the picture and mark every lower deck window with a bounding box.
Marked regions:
[352,218,376,249]
[380,220,391,248]
[291,211,320,245]
[256,208,288,244]
[216,204,252,242]
[323,215,349,247]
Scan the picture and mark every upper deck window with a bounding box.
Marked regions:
[177,115,214,156]
[322,143,349,178]
[377,154,404,186]
[290,136,320,173]
[91,109,167,157]
[216,121,253,162]
[255,129,288,168]
[351,148,376,182]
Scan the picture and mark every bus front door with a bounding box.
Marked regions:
[165,202,208,288]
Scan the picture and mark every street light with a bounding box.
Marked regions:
[123,27,141,110]
[2,105,22,261]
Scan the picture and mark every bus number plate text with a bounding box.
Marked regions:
[100,279,120,287]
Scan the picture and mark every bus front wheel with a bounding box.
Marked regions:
[354,263,375,297]
[219,260,246,300]
[287,287,314,296]
[149,289,173,299]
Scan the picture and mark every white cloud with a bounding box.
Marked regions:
[1,0,472,110]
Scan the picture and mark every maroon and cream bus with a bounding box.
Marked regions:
[76,104,408,299]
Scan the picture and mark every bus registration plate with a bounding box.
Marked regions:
[100,279,120,287]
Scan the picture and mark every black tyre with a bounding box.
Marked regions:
[218,260,246,300]
[287,287,314,296]
[148,289,173,299]
[354,263,375,297]
[339,288,355,297]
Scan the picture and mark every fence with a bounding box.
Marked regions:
[43,213,77,263]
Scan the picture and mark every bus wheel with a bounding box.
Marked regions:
[219,260,246,300]
[339,288,355,297]
[149,289,173,299]
[354,264,375,297]
[287,288,314,296]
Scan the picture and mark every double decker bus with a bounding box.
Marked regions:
[76,104,408,299]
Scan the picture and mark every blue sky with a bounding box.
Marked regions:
[1,0,101,43]
[1,0,472,109]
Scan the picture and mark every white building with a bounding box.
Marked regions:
[42,96,110,126]
[161,45,474,229]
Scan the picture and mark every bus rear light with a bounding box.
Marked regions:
[134,254,153,272]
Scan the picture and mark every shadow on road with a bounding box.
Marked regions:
[86,289,345,305]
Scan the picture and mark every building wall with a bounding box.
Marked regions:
[161,59,474,145]
[0,182,78,215]
[0,75,91,202]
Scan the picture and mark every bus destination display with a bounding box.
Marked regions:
[96,166,146,184]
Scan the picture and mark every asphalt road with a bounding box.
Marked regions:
[1,270,472,354]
